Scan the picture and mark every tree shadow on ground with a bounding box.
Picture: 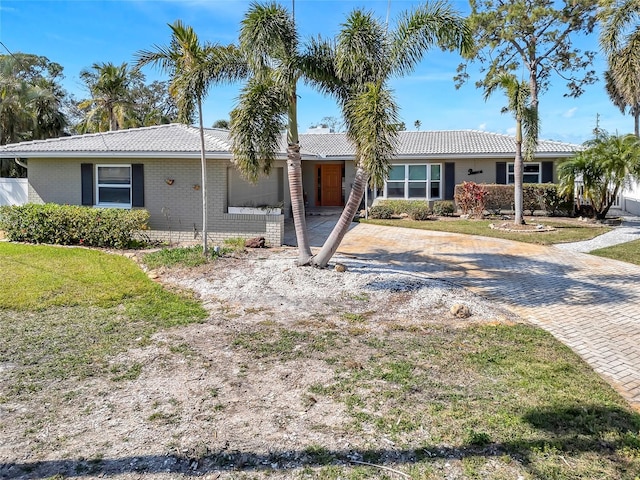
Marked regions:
[343,247,639,309]
[4,404,638,479]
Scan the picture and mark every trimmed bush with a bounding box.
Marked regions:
[432,200,454,216]
[0,203,149,249]
[483,185,514,214]
[408,203,432,220]
[368,203,394,219]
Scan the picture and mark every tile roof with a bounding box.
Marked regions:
[0,123,579,158]
[300,130,579,157]
[0,124,232,156]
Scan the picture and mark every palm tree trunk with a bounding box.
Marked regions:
[198,98,208,256]
[287,143,313,265]
[514,119,525,225]
[312,166,366,268]
[286,90,313,265]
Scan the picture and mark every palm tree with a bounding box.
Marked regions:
[136,21,246,256]
[230,2,313,265]
[599,0,640,137]
[307,3,472,267]
[484,73,539,225]
[558,132,640,219]
[78,62,133,131]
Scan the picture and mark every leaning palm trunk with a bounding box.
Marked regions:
[197,98,208,255]
[287,143,313,265]
[312,166,367,268]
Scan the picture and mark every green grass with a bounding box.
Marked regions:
[362,217,611,245]
[233,323,640,479]
[0,243,207,399]
[590,239,640,266]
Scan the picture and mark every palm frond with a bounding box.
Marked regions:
[230,75,288,183]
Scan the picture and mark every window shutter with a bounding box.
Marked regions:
[496,162,507,184]
[444,162,455,200]
[81,163,93,206]
[541,161,554,183]
[132,164,144,207]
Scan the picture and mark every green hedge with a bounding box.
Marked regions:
[0,204,150,248]
[455,184,573,216]
[369,200,433,220]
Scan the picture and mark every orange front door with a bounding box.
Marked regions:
[320,164,343,206]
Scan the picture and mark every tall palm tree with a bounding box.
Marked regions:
[484,73,539,225]
[230,2,313,266]
[307,3,472,267]
[136,21,246,256]
[599,0,640,137]
[79,62,133,131]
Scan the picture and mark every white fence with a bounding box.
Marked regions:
[0,178,28,206]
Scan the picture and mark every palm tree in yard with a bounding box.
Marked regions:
[231,1,471,267]
[558,132,640,220]
[599,0,640,137]
[136,20,246,255]
[484,73,539,225]
[307,3,472,267]
[230,2,314,265]
[79,62,133,132]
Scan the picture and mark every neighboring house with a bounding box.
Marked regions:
[620,181,640,215]
[0,123,579,245]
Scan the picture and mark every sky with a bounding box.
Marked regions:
[0,0,633,144]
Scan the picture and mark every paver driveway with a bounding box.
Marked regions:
[336,223,640,410]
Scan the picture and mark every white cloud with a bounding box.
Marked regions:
[477,123,487,131]
[506,127,517,135]
[563,107,578,118]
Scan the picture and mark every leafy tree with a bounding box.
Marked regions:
[136,20,246,255]
[78,62,136,132]
[0,53,67,144]
[306,3,471,267]
[558,131,640,219]
[484,73,539,225]
[456,0,599,116]
[132,80,178,126]
[212,119,230,129]
[599,0,640,137]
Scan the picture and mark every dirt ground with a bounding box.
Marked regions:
[0,247,521,479]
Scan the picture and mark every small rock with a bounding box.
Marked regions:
[147,271,159,280]
[450,303,471,318]
[245,236,266,248]
[334,263,347,272]
[460,214,470,220]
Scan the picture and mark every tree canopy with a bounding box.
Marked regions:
[456,0,599,112]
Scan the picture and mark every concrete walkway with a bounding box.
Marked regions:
[285,215,640,410]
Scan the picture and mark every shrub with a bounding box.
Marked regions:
[454,182,488,218]
[432,200,454,216]
[408,203,432,220]
[0,203,149,249]
[368,203,394,219]
[483,185,514,214]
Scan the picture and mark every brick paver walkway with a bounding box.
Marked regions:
[336,223,640,410]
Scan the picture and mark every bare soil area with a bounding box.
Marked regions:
[1,247,521,479]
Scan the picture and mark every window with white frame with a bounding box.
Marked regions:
[96,165,131,207]
[385,164,442,200]
[507,162,541,184]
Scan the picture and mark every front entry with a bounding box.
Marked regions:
[317,164,343,206]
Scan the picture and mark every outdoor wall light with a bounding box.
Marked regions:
[165,178,175,185]
[193,184,201,191]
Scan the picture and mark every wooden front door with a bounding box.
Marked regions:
[319,164,343,206]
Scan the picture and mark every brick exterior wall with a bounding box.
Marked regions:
[27,157,286,246]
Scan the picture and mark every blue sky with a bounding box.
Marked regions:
[0,0,633,143]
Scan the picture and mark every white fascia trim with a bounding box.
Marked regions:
[3,151,237,160]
